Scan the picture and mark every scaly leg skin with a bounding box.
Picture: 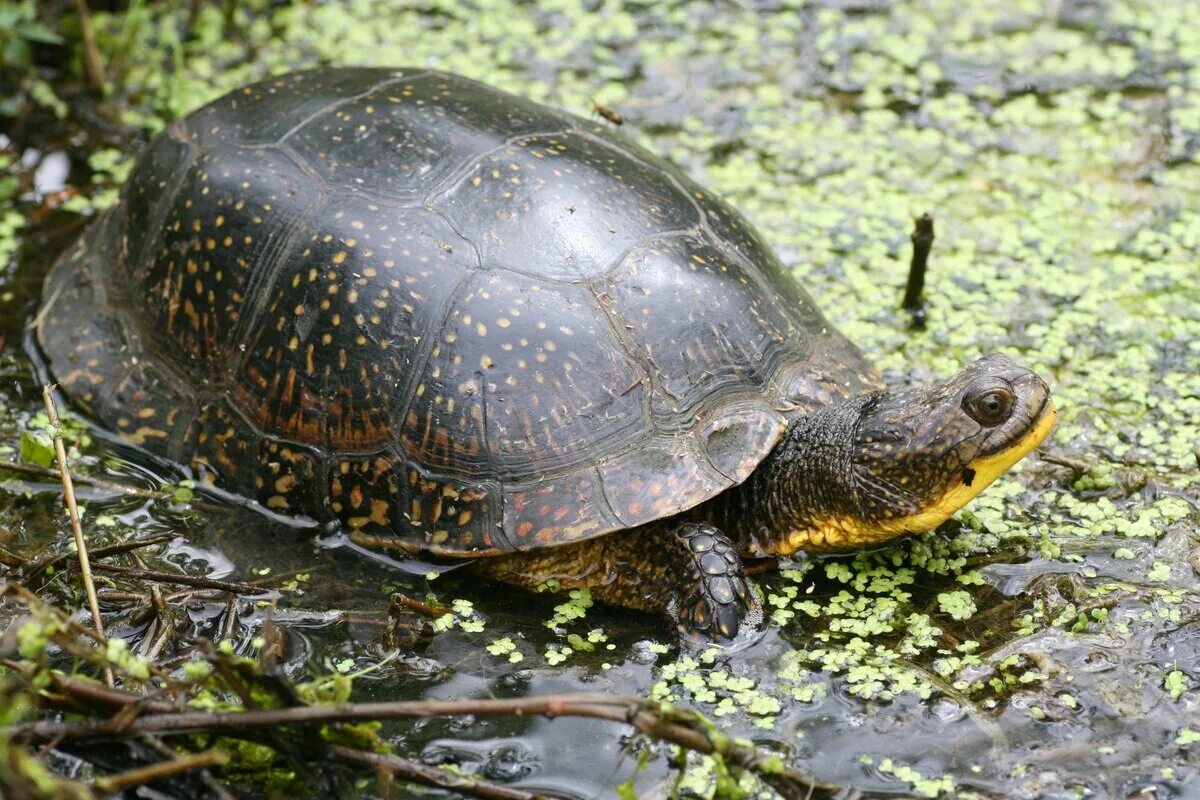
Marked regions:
[475,521,758,640]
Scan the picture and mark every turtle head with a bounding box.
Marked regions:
[771,354,1056,554]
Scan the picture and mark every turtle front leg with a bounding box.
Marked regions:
[476,521,758,640]
[664,522,757,639]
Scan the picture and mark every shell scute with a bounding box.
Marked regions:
[432,131,701,281]
[285,73,569,205]
[233,197,474,449]
[136,145,321,385]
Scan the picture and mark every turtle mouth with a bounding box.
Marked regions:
[965,394,1056,485]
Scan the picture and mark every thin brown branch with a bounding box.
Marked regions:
[331,745,562,800]
[4,692,840,798]
[43,386,112,688]
[93,750,228,796]
[0,662,178,715]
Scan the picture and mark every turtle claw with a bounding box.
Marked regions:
[672,523,757,642]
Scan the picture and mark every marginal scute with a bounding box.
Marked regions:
[256,439,321,514]
[327,453,403,533]
[184,400,260,496]
[502,468,617,552]
[38,211,127,413]
[697,402,787,484]
[400,464,501,554]
[597,438,727,528]
[107,360,197,456]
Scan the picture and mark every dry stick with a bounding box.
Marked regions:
[71,0,105,93]
[5,693,839,798]
[43,386,112,688]
[331,745,562,800]
[93,750,229,796]
[14,666,562,800]
[0,662,178,715]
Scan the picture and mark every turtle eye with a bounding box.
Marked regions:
[963,382,1015,426]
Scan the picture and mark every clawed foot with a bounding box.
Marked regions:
[671,523,758,641]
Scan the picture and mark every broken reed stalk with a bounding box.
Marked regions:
[71,0,106,93]
[903,212,934,328]
[42,385,113,688]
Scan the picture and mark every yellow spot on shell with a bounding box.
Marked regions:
[332,251,348,265]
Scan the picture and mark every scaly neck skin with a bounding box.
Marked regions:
[708,394,875,556]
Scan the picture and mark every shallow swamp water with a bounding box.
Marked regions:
[0,1,1198,798]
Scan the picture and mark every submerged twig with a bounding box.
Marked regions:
[0,458,173,500]
[43,385,112,688]
[389,592,451,619]
[87,563,268,596]
[21,533,175,581]
[0,458,230,513]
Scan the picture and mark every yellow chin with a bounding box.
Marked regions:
[780,399,1058,554]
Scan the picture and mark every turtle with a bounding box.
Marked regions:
[37,67,1057,640]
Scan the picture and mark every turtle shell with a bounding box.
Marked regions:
[38,68,881,556]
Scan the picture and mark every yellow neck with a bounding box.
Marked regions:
[781,400,1057,554]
